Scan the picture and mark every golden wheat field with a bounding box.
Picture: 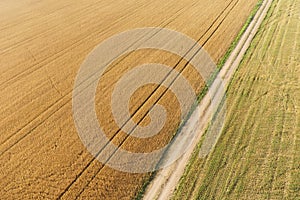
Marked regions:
[0,0,289,199]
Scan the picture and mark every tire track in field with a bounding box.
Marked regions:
[0,4,206,188]
[0,0,232,153]
[58,1,241,198]
[0,0,197,154]
[0,0,235,156]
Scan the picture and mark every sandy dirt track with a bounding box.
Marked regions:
[0,0,258,199]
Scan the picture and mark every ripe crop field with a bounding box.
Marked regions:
[0,0,259,199]
[173,0,300,199]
